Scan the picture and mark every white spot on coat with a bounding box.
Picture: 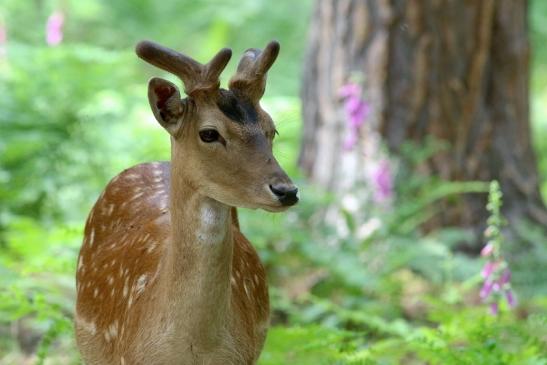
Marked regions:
[146,242,157,253]
[77,256,84,272]
[89,228,95,247]
[123,277,129,298]
[108,320,118,339]
[244,282,251,299]
[135,274,147,295]
[75,315,97,335]
[106,203,114,216]
[88,209,95,224]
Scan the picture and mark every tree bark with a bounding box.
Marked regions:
[299,0,547,244]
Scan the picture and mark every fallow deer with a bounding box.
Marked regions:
[74,40,298,365]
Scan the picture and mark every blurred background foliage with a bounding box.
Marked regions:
[0,0,546,364]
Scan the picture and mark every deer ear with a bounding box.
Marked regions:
[147,77,184,136]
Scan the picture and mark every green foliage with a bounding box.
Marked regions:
[262,304,547,365]
[0,45,137,230]
[260,326,356,365]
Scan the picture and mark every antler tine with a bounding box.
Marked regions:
[136,40,231,95]
[203,48,232,85]
[136,40,201,87]
[255,41,280,76]
[229,40,281,102]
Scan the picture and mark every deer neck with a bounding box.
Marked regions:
[162,160,233,346]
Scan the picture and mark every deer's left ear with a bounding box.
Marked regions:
[148,77,184,136]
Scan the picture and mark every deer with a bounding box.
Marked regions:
[74,39,298,365]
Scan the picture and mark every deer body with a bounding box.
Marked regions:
[75,41,297,364]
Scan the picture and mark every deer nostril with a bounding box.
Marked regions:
[269,184,283,197]
[269,184,299,206]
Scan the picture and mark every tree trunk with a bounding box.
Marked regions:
[299,0,547,244]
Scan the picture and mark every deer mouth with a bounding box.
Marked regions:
[261,190,299,212]
[268,184,299,206]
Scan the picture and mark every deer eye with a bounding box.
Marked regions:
[199,129,220,143]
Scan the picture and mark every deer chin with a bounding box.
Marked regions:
[262,204,291,213]
[228,200,290,212]
[217,196,292,212]
[251,196,296,212]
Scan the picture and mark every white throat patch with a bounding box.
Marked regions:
[196,201,228,244]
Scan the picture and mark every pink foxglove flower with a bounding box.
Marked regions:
[480,280,494,299]
[499,269,511,285]
[339,82,370,150]
[0,23,6,59]
[480,242,494,256]
[339,83,360,98]
[505,289,516,308]
[46,11,64,46]
[481,261,497,279]
[371,160,393,202]
[480,181,517,315]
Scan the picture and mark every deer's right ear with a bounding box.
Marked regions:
[148,77,185,136]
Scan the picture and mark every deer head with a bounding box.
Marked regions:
[136,40,298,211]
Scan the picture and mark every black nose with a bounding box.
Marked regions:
[269,184,299,206]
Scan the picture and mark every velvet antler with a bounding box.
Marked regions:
[136,40,232,95]
[229,41,280,102]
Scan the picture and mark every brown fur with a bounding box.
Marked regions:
[75,41,296,364]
